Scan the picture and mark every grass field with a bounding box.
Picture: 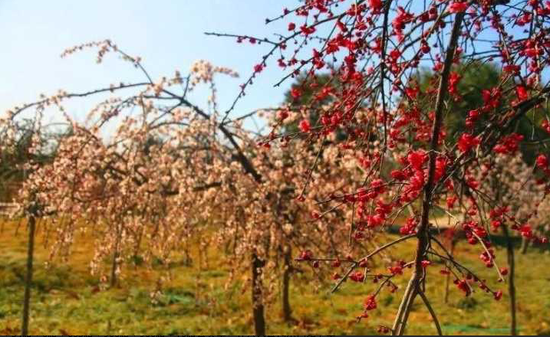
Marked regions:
[1,219,550,335]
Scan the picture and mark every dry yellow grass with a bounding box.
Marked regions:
[1,218,549,335]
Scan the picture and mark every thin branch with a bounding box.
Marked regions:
[418,290,442,336]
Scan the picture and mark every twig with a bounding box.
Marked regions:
[418,290,443,336]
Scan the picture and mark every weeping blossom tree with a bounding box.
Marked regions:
[1,41,384,336]
[211,0,550,334]
[0,43,257,335]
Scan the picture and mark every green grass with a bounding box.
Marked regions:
[1,220,550,335]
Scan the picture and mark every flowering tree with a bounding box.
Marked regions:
[4,0,550,334]
[214,0,550,334]
[471,155,546,334]
[2,41,381,335]
[1,43,251,335]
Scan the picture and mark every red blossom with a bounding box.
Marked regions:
[519,224,533,238]
[350,271,365,282]
[391,169,407,181]
[368,0,383,13]
[434,157,448,181]
[299,120,311,133]
[458,134,481,153]
[491,220,502,231]
[446,196,458,209]
[290,87,302,99]
[494,290,503,301]
[456,279,471,296]
[448,72,461,96]
[448,2,469,13]
[300,24,316,36]
[377,326,391,334]
[298,250,313,261]
[388,261,406,275]
[493,133,524,154]
[400,217,417,235]
[407,149,428,171]
[536,154,548,168]
[364,295,377,311]
[253,64,264,73]
[516,85,529,101]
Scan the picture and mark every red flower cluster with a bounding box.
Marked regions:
[516,85,529,102]
[456,279,472,296]
[448,2,469,13]
[421,260,431,268]
[536,154,548,169]
[368,0,383,13]
[448,72,461,96]
[493,133,524,155]
[463,220,487,245]
[300,24,316,36]
[458,134,481,153]
[480,249,495,268]
[299,119,311,133]
[407,149,427,170]
[519,223,533,238]
[350,271,365,282]
[392,7,414,42]
[253,64,264,73]
[435,157,448,182]
[536,154,550,177]
[364,295,377,311]
[298,250,313,261]
[399,217,418,235]
[388,260,407,275]
[489,206,510,232]
[481,87,501,110]
[446,195,458,209]
[290,87,302,99]
[494,290,503,301]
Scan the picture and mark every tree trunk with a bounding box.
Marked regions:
[110,247,119,288]
[282,245,293,323]
[503,226,517,335]
[252,253,266,336]
[22,215,36,337]
[183,242,192,267]
[391,12,465,335]
[392,274,419,335]
[110,230,121,288]
[520,236,529,254]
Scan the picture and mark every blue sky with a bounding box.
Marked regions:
[2,1,540,130]
[0,0,296,126]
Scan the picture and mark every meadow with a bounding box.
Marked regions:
[1,219,549,336]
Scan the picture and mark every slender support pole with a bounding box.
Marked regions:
[503,226,517,335]
[282,245,293,322]
[22,215,36,337]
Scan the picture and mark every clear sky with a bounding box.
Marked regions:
[3,1,540,129]
[0,0,295,126]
